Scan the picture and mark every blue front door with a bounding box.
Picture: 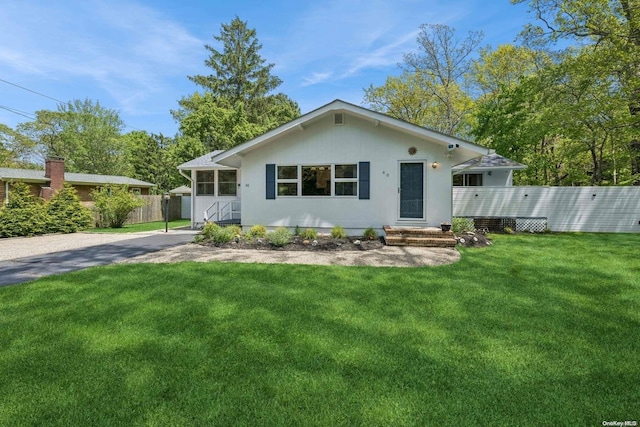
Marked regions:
[399,162,424,219]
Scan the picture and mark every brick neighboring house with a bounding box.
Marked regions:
[1,158,155,204]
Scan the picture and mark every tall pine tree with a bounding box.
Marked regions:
[174,16,299,151]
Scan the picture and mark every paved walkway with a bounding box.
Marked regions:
[0,229,198,286]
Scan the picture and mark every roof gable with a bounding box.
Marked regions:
[209,99,490,168]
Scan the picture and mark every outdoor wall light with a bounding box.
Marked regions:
[431,161,439,169]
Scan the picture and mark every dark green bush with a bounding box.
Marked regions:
[0,183,48,237]
[363,227,378,240]
[46,184,93,233]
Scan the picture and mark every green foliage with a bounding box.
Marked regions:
[0,183,48,237]
[299,228,318,240]
[201,222,241,244]
[452,217,475,233]
[504,226,514,234]
[45,184,92,233]
[173,16,300,151]
[246,224,267,239]
[91,185,146,228]
[268,226,292,247]
[330,225,347,239]
[294,225,301,235]
[363,227,378,240]
[18,99,127,175]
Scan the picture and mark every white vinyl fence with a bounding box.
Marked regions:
[453,186,640,233]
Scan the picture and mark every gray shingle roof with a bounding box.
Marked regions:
[177,150,226,169]
[453,153,527,172]
[0,167,155,187]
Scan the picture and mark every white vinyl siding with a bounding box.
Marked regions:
[453,186,640,232]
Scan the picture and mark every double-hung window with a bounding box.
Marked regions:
[218,170,237,196]
[334,164,357,196]
[196,171,215,195]
[277,166,298,196]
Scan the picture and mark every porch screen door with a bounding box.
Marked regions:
[399,162,424,219]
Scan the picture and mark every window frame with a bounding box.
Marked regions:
[196,170,215,196]
[217,169,237,196]
[274,163,359,198]
[277,165,299,196]
[333,164,358,197]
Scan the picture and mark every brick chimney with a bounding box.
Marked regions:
[42,157,65,200]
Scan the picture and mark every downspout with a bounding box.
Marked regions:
[4,181,8,205]
[179,169,195,229]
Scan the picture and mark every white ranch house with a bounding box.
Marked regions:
[178,99,491,234]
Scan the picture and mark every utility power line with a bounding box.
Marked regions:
[0,105,35,120]
[0,77,64,103]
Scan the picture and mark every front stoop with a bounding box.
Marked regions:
[383,225,457,248]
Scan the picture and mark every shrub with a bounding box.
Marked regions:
[246,224,267,239]
[46,184,93,233]
[294,225,301,236]
[452,217,475,233]
[201,223,240,244]
[0,183,48,237]
[504,226,514,234]
[299,228,318,240]
[268,227,292,247]
[363,227,377,240]
[330,225,347,239]
[91,185,146,228]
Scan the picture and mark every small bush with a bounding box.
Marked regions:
[299,228,318,240]
[331,225,347,239]
[363,227,377,240]
[91,185,146,228]
[268,227,292,247]
[504,226,514,234]
[294,225,301,236]
[246,224,267,239]
[201,222,240,244]
[452,217,475,233]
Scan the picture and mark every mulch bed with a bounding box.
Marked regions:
[202,235,385,251]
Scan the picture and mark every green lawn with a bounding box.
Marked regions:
[87,219,190,233]
[1,233,638,426]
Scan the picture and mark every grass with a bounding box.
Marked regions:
[0,233,638,425]
[86,219,190,233]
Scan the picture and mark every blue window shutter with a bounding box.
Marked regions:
[266,164,275,199]
[359,161,370,200]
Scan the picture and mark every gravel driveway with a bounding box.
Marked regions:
[0,232,160,261]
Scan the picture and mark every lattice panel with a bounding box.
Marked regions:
[515,217,548,233]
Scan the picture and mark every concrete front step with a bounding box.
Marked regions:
[383,225,457,247]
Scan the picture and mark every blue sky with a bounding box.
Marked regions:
[0,0,533,137]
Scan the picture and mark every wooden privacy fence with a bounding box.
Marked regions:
[453,186,640,233]
[89,195,182,226]
[127,195,182,224]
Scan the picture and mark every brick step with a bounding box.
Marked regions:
[383,225,453,238]
[384,236,457,248]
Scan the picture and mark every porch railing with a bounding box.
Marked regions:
[203,200,241,224]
